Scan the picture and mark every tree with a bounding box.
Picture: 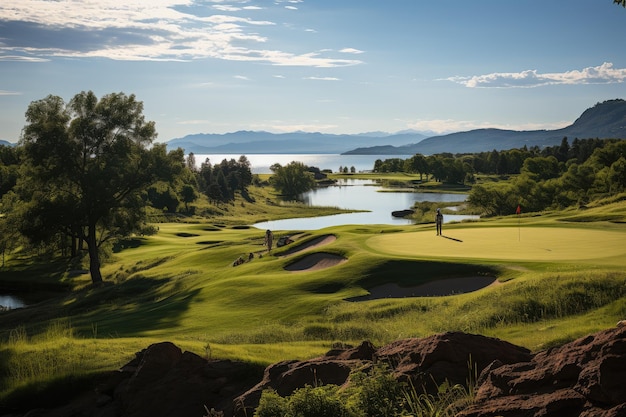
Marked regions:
[19,91,183,285]
[180,184,198,213]
[269,161,316,198]
[615,0,626,7]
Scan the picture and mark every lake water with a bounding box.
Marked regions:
[253,179,478,231]
[194,153,399,174]
[192,154,478,230]
[0,294,25,310]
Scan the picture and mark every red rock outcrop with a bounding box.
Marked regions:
[234,333,531,416]
[4,326,625,417]
[458,325,626,417]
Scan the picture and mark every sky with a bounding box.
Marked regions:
[1,0,626,144]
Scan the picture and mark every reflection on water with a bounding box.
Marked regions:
[0,295,25,310]
[254,179,479,231]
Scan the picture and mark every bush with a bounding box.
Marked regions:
[255,389,288,417]
[348,363,405,417]
[255,385,349,417]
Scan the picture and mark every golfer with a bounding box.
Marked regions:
[435,208,443,236]
[265,229,274,253]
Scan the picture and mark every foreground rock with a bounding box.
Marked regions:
[3,326,625,417]
[234,332,530,416]
[458,324,626,417]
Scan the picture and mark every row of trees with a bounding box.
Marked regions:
[374,137,622,184]
[468,140,626,215]
[193,154,254,204]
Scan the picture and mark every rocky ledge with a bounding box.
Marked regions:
[3,324,625,417]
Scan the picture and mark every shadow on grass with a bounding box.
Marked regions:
[441,235,463,242]
[357,259,498,288]
[0,275,201,340]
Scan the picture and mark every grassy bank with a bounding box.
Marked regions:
[1,182,626,404]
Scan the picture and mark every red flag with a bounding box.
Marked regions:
[516,205,521,215]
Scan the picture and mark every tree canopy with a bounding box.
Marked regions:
[17,91,184,285]
[269,161,316,198]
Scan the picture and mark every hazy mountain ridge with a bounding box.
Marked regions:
[167,100,626,155]
[166,131,429,154]
[345,99,626,155]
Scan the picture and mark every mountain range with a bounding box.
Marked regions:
[167,99,626,155]
[165,130,429,154]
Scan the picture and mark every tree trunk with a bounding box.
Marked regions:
[86,223,103,286]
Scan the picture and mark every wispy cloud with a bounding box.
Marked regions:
[340,48,364,54]
[0,90,22,96]
[0,0,362,67]
[304,76,340,81]
[446,62,626,88]
[0,54,49,62]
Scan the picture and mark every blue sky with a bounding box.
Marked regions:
[1,0,625,143]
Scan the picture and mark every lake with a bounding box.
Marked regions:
[0,294,25,310]
[192,154,478,230]
[194,153,401,174]
[253,179,478,231]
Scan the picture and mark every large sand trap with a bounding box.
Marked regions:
[348,276,498,301]
[366,227,626,263]
[284,252,347,272]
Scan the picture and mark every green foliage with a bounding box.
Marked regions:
[255,363,475,417]
[347,363,405,417]
[256,384,349,417]
[16,91,186,284]
[196,156,253,204]
[269,161,316,198]
[403,380,472,417]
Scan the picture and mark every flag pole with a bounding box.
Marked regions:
[516,204,521,241]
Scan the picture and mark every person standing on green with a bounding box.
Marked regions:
[435,208,443,236]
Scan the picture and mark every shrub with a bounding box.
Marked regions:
[347,363,405,417]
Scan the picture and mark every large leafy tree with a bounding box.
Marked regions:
[269,161,316,198]
[19,91,183,285]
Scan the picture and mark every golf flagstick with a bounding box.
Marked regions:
[516,204,521,241]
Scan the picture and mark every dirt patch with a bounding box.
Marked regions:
[284,252,347,272]
[348,276,498,301]
[279,234,337,257]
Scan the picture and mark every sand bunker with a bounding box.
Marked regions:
[280,234,337,256]
[348,276,498,301]
[284,252,347,272]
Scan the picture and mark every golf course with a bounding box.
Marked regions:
[1,167,626,411]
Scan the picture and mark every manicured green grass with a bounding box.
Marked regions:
[2,188,626,404]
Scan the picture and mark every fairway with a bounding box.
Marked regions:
[366,226,626,263]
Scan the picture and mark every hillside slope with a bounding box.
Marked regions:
[345,99,626,155]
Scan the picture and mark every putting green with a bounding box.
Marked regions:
[366,227,626,262]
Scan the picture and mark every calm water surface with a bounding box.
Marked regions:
[254,179,478,231]
[194,153,395,174]
[0,295,25,310]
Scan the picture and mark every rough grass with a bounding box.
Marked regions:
[1,187,626,404]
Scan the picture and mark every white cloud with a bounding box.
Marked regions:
[234,75,250,80]
[260,122,338,133]
[304,76,341,81]
[0,90,22,96]
[0,0,362,67]
[446,62,626,88]
[0,55,49,62]
[340,48,364,54]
